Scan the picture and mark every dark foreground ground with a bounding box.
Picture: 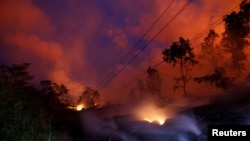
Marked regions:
[58,85,250,141]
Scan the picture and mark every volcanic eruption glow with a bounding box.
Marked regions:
[144,117,165,125]
[136,102,169,125]
[76,104,85,111]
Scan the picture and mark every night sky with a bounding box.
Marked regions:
[0,0,243,103]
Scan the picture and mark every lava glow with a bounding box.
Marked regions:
[136,102,168,125]
[76,104,85,111]
[144,117,165,125]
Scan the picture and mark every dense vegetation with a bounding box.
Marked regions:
[0,63,78,141]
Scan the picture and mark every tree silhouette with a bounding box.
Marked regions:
[0,63,33,87]
[221,0,250,80]
[40,80,72,106]
[0,63,75,140]
[77,87,100,108]
[146,66,162,98]
[162,37,198,96]
[194,67,232,89]
[40,80,54,95]
[52,83,70,105]
[200,29,221,69]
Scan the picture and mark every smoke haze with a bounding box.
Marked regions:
[0,0,245,103]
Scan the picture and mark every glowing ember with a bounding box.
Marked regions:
[136,102,168,125]
[144,117,165,125]
[76,104,85,111]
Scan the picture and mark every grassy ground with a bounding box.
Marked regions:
[0,85,74,141]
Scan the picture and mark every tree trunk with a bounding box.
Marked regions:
[180,59,187,96]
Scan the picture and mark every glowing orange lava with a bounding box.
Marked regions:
[136,102,168,125]
[144,116,166,125]
[76,104,85,111]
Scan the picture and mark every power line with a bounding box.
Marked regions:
[95,0,176,90]
[104,1,242,97]
[106,61,165,98]
[147,4,239,71]
[152,1,241,70]
[97,0,192,91]
[190,3,240,43]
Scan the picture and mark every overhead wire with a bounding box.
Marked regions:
[106,61,165,97]
[97,0,192,91]
[190,3,240,43]
[104,1,242,97]
[95,0,176,90]
[152,1,241,70]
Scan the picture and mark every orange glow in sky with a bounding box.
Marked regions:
[0,0,244,103]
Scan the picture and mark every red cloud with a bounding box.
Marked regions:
[0,0,54,34]
[5,33,63,63]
